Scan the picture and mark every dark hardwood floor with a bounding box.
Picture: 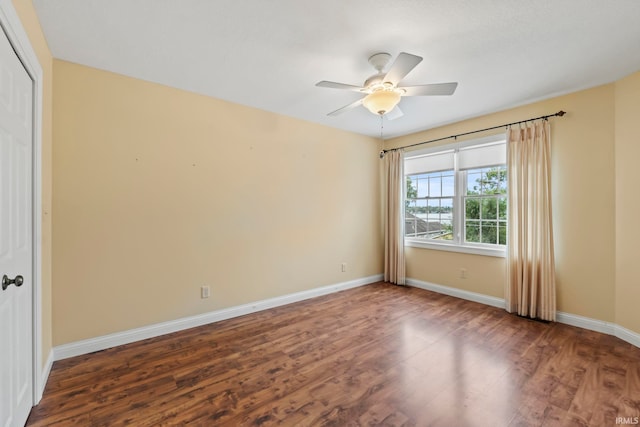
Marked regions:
[27,282,640,426]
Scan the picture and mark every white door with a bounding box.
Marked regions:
[0,24,34,427]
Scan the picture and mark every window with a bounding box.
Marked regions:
[464,166,507,245]
[406,171,454,240]
[404,135,507,256]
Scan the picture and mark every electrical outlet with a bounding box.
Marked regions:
[459,268,468,279]
[201,285,210,299]
[341,262,347,272]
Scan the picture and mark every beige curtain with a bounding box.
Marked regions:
[506,120,556,321]
[383,150,405,285]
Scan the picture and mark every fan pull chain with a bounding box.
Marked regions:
[380,114,384,140]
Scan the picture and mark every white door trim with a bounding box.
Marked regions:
[0,0,45,403]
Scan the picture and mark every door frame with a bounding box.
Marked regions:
[0,0,45,404]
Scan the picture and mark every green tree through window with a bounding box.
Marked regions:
[464,167,507,245]
[406,176,417,208]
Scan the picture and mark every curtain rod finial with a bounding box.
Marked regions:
[557,110,566,117]
[379,151,385,159]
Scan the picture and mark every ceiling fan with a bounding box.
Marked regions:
[316,52,458,120]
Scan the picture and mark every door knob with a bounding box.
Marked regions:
[2,274,24,291]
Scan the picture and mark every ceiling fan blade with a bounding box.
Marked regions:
[327,98,364,116]
[401,82,458,96]
[316,81,364,92]
[383,52,423,85]
[385,106,404,121]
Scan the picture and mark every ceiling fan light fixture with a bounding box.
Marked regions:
[362,89,401,116]
[317,52,457,119]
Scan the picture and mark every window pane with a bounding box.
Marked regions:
[482,170,496,195]
[406,176,418,199]
[427,199,439,219]
[441,198,453,213]
[466,222,480,243]
[438,219,454,240]
[404,200,417,221]
[442,174,455,197]
[498,197,507,220]
[499,223,507,245]
[482,198,497,220]
[465,198,480,220]
[481,222,497,244]
[482,168,506,195]
[417,177,428,198]
[467,172,482,195]
[497,169,507,193]
[429,176,441,197]
[402,194,455,241]
[405,216,418,236]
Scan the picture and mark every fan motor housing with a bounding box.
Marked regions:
[364,73,385,90]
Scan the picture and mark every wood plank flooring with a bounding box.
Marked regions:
[27,282,640,426]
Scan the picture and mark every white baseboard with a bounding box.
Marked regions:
[615,324,640,348]
[53,274,383,361]
[405,277,640,349]
[556,311,615,335]
[51,274,640,362]
[406,278,506,309]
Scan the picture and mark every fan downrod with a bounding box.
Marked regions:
[368,53,391,72]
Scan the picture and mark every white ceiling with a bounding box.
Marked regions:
[33,0,640,139]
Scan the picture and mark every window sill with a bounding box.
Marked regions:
[405,239,506,258]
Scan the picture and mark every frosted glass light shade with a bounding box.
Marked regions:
[362,90,401,115]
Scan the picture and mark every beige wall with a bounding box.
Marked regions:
[385,84,617,323]
[615,72,640,333]
[12,0,53,369]
[52,60,383,345]
[406,247,505,298]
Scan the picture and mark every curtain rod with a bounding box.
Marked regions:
[379,110,566,158]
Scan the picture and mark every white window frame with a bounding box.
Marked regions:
[404,134,507,258]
